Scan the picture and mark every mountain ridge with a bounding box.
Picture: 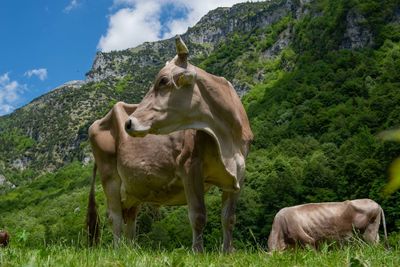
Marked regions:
[0,0,303,186]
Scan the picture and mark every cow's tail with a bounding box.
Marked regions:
[381,207,389,249]
[86,163,100,246]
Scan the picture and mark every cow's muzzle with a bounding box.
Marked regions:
[125,117,151,137]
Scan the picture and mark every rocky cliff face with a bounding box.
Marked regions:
[340,8,374,49]
[86,0,313,83]
[85,0,377,84]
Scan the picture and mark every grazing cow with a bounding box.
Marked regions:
[87,102,243,252]
[0,230,9,247]
[267,199,388,251]
[124,35,253,253]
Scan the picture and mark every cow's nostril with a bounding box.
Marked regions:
[125,119,132,131]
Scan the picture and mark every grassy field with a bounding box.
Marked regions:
[0,243,399,267]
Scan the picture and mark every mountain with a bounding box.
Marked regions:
[0,0,294,187]
[1,0,400,248]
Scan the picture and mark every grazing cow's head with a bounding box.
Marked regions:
[125,35,200,136]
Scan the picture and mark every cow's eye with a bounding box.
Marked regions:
[158,77,169,87]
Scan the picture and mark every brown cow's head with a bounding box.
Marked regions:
[125,35,200,136]
[125,35,253,191]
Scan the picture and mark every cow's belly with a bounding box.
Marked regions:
[120,173,186,206]
[117,160,187,206]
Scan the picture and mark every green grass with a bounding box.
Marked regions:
[0,244,399,267]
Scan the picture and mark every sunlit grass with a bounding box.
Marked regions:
[0,243,399,267]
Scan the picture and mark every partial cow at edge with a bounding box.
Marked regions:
[0,230,10,247]
[268,199,388,251]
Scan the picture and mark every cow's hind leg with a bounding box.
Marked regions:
[123,205,141,242]
[363,212,381,244]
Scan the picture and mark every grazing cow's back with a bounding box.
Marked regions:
[268,199,387,251]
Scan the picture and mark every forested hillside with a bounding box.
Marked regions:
[1,0,400,249]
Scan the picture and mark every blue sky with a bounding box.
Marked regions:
[0,0,261,116]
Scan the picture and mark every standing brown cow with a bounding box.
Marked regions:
[268,199,388,251]
[125,35,253,253]
[0,230,9,247]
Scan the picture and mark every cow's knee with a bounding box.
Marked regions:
[108,211,122,228]
[222,213,235,230]
[107,209,123,243]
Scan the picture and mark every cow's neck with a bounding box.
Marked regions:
[189,68,250,189]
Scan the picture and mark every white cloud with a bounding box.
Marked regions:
[98,0,263,52]
[98,2,162,52]
[0,73,26,116]
[64,0,80,13]
[24,68,48,81]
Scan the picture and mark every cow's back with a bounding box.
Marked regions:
[349,199,380,213]
[280,202,352,242]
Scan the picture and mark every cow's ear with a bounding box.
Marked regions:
[175,35,188,66]
[177,71,196,88]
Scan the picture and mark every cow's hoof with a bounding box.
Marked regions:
[192,245,204,253]
[222,246,235,254]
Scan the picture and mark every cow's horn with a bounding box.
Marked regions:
[175,35,188,63]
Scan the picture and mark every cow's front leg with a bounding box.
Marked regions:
[102,175,123,246]
[221,160,244,253]
[123,205,141,242]
[183,158,206,253]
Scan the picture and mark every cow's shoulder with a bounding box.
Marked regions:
[90,102,137,134]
